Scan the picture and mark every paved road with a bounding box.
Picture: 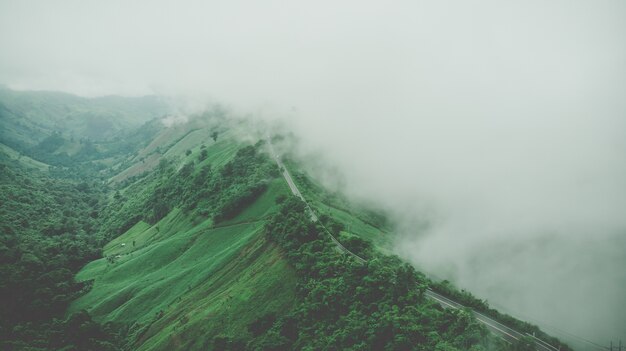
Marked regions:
[267,140,365,262]
[267,138,558,350]
[424,290,559,351]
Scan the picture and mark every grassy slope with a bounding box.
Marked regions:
[110,125,238,185]
[0,143,50,171]
[283,159,393,251]
[71,173,296,351]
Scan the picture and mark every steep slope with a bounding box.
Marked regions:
[76,132,466,351]
[0,89,573,350]
[70,125,299,350]
[69,120,573,350]
[72,198,296,351]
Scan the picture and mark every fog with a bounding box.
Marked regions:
[1,0,625,348]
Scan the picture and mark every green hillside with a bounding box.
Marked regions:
[67,129,510,350]
[64,121,300,349]
[0,90,572,351]
[72,201,296,351]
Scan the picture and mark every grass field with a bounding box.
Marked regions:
[71,163,296,350]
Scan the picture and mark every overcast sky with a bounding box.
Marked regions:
[1,0,625,347]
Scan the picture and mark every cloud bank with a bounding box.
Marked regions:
[1,0,625,347]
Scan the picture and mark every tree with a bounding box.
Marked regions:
[198,149,208,161]
[248,313,277,337]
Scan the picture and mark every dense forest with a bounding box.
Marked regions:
[0,159,119,350]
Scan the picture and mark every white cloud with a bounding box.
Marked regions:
[1,0,625,345]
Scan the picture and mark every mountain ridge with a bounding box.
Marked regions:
[0,89,572,351]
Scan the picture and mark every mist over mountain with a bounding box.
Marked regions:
[1,0,624,348]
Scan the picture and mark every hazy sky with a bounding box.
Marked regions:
[1,0,625,348]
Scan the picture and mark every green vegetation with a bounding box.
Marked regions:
[0,87,168,149]
[0,88,170,350]
[0,89,571,351]
[73,155,510,351]
[70,142,296,350]
[238,198,502,351]
[284,159,394,251]
[0,159,118,350]
[72,219,296,351]
[96,140,276,244]
[0,88,166,181]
